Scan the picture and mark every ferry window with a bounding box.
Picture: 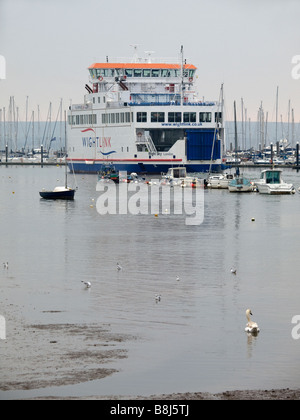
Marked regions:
[134,69,142,77]
[98,97,101,104]
[111,114,115,124]
[189,70,195,78]
[168,112,182,123]
[215,112,222,123]
[151,112,165,123]
[125,69,133,77]
[120,113,125,123]
[116,113,120,123]
[125,112,131,123]
[162,69,169,77]
[183,112,196,123]
[200,112,212,123]
[152,69,160,77]
[137,112,147,123]
[143,69,151,77]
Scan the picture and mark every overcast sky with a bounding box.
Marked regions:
[0,0,300,122]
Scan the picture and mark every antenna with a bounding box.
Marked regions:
[130,44,141,63]
[144,51,155,63]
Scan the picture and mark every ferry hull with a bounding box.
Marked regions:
[68,161,224,174]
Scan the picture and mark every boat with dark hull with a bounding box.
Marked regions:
[39,186,75,200]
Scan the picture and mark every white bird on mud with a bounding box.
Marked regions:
[155,294,161,303]
[231,268,237,275]
[245,309,260,334]
[81,281,92,289]
[3,262,8,269]
[117,263,122,271]
[176,275,180,282]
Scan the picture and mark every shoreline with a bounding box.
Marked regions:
[25,388,300,400]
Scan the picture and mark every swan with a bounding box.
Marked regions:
[245,309,260,333]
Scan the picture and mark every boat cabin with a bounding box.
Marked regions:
[260,169,282,184]
[166,167,187,179]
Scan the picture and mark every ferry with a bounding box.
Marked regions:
[67,48,226,174]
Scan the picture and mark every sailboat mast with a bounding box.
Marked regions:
[275,86,279,144]
[64,110,68,189]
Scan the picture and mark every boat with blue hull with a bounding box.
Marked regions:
[67,47,226,175]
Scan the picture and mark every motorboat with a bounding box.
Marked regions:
[206,173,234,189]
[255,169,295,195]
[161,167,200,188]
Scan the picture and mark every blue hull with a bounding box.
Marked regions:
[69,162,226,175]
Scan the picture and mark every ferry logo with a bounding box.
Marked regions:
[81,128,96,134]
[0,315,6,340]
[0,55,6,80]
[292,55,300,80]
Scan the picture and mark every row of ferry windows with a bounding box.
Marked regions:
[68,114,97,125]
[139,112,222,123]
[69,112,222,126]
[90,68,196,79]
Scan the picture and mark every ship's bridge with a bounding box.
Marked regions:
[88,63,198,104]
[89,63,196,79]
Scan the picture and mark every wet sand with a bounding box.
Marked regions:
[30,388,300,400]
[0,299,134,392]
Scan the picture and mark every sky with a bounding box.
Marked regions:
[0,0,300,122]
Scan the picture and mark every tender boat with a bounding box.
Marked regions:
[255,169,295,195]
[206,173,233,189]
[161,167,200,188]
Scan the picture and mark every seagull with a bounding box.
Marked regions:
[3,262,8,269]
[176,275,180,282]
[155,294,161,303]
[81,281,92,289]
[231,268,237,275]
[117,263,122,271]
[245,309,260,334]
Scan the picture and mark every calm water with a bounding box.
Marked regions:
[1,165,300,399]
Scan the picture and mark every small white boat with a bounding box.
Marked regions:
[255,169,295,195]
[207,173,234,189]
[228,177,254,193]
[161,167,200,188]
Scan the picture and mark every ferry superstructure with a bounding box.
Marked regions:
[67,50,225,174]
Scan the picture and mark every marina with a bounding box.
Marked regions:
[1,165,300,399]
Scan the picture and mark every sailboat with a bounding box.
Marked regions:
[228,101,254,193]
[39,111,76,200]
